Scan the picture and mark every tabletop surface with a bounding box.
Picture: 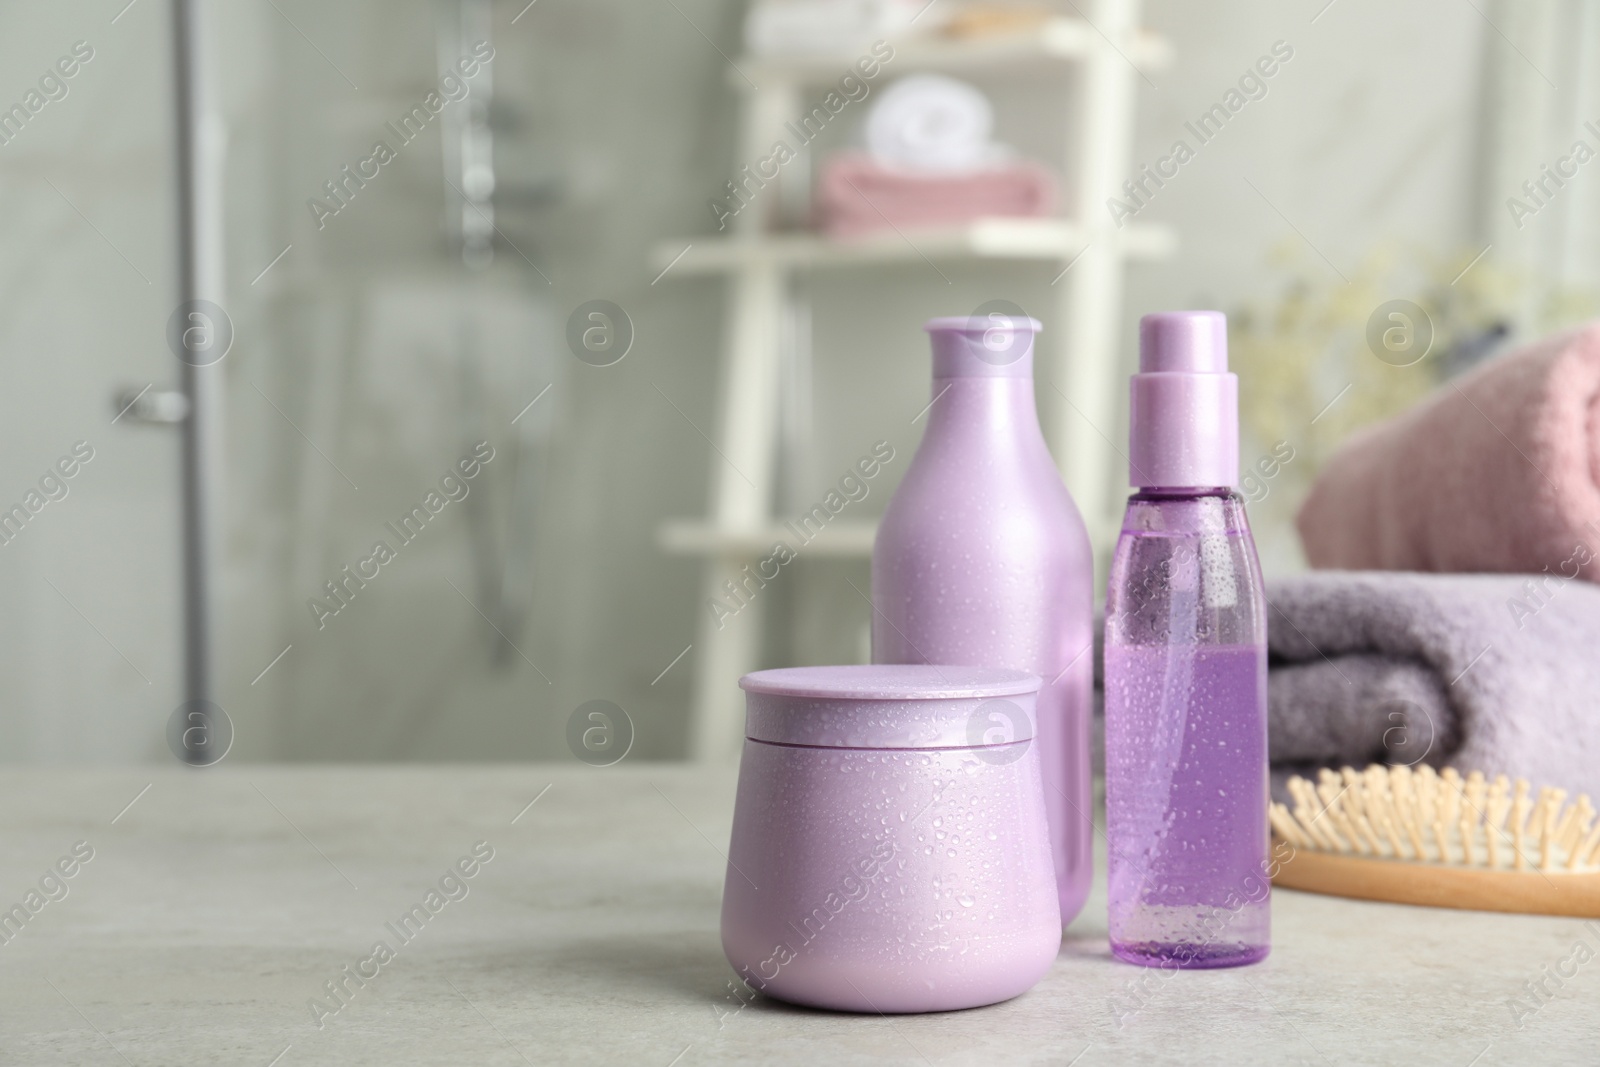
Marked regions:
[2,765,1596,1066]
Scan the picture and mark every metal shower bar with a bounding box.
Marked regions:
[171,0,225,748]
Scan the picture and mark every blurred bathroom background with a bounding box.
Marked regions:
[1,0,1596,763]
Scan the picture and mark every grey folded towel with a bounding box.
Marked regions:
[1094,572,1600,800]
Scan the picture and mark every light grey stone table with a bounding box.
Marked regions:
[2,766,1595,1066]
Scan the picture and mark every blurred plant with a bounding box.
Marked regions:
[1228,240,1600,564]
[1230,240,1600,499]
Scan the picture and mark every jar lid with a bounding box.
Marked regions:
[738,664,1040,750]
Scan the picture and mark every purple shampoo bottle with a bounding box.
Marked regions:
[872,316,1095,927]
[1104,311,1269,968]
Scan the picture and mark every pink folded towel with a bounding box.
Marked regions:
[813,151,1056,238]
[1297,322,1600,579]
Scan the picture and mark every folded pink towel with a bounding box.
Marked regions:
[1297,322,1600,579]
[813,151,1055,238]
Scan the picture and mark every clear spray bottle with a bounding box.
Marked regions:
[1104,311,1270,968]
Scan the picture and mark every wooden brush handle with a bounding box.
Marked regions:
[1271,837,1600,918]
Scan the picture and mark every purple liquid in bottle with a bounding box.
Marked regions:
[1104,312,1270,968]
[1105,640,1268,966]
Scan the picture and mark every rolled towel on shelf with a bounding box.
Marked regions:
[812,72,1057,235]
[863,74,999,174]
[1092,572,1600,801]
[1297,321,1600,579]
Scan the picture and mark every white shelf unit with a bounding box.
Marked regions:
[654,216,1175,273]
[740,17,1171,81]
[655,3,1172,761]
[659,519,879,558]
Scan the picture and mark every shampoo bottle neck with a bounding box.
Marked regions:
[922,315,1046,447]
[925,373,1041,438]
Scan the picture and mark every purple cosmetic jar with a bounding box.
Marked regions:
[721,665,1061,1014]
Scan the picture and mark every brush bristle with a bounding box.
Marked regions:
[1270,764,1600,873]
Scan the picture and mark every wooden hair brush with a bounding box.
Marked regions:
[1268,763,1600,917]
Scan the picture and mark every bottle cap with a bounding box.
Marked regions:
[924,315,1041,378]
[1128,311,1238,488]
[740,664,1040,749]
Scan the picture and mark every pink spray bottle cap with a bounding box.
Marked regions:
[1128,311,1239,489]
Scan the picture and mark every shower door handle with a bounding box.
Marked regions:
[112,386,191,425]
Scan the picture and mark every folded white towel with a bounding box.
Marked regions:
[744,0,922,58]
